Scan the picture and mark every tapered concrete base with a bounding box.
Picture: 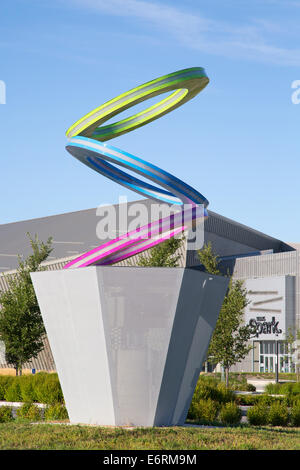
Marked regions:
[31,267,228,426]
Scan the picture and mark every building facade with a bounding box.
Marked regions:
[229,250,300,373]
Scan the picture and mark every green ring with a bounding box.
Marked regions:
[66,67,209,142]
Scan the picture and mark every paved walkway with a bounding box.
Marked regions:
[247,379,275,392]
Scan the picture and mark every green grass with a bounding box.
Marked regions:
[0,422,299,450]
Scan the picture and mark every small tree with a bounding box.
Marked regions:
[0,233,53,375]
[134,235,184,267]
[296,330,300,383]
[283,327,300,377]
[196,242,221,276]
[198,242,252,387]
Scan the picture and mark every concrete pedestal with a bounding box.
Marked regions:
[31,267,228,426]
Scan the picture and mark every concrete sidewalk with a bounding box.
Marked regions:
[247,379,275,393]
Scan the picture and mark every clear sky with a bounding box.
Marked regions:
[0,0,299,243]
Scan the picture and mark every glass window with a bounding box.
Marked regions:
[259,341,295,373]
[265,356,269,372]
[269,357,274,372]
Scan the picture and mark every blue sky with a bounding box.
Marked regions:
[0,0,299,242]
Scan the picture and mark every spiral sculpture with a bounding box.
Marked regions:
[64,67,209,268]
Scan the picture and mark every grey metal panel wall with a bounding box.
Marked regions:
[205,211,291,253]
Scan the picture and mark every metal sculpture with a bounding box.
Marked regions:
[64,68,209,268]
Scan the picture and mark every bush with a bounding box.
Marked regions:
[265,383,282,395]
[216,383,235,403]
[35,374,64,405]
[20,375,37,403]
[0,373,64,405]
[235,394,259,406]
[265,382,300,397]
[219,402,242,426]
[188,398,219,424]
[0,376,13,400]
[4,380,22,402]
[192,379,235,405]
[0,406,13,423]
[231,382,256,392]
[235,394,289,407]
[189,377,236,421]
[290,403,300,427]
[246,383,256,392]
[247,404,269,426]
[44,404,69,421]
[16,403,42,421]
[268,402,289,427]
[281,382,300,396]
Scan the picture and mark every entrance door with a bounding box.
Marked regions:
[259,341,294,373]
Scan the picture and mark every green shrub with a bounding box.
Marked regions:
[192,380,234,405]
[265,383,281,395]
[281,382,300,396]
[259,394,275,406]
[216,383,235,403]
[4,380,22,402]
[0,376,13,400]
[44,404,69,421]
[235,394,259,406]
[16,403,42,421]
[0,373,64,405]
[188,398,219,424]
[290,396,300,408]
[0,406,13,423]
[265,382,300,397]
[231,382,256,392]
[219,402,242,425]
[20,375,37,403]
[268,402,289,427]
[246,383,256,392]
[247,404,269,426]
[35,374,63,405]
[290,403,300,427]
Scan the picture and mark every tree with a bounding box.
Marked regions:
[283,327,300,379]
[134,235,185,267]
[0,233,53,375]
[196,241,221,276]
[296,330,300,383]
[198,242,252,387]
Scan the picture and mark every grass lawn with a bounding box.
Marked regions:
[0,422,299,450]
